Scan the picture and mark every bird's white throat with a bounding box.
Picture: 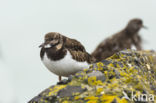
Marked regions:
[42,51,89,77]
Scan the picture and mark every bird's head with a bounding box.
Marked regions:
[39,32,64,50]
[126,18,147,33]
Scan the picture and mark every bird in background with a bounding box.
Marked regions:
[39,32,96,81]
[92,18,147,61]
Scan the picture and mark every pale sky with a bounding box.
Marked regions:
[0,0,156,102]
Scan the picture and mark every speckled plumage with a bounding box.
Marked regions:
[40,32,96,80]
[92,18,145,61]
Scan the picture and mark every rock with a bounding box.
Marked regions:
[57,76,72,85]
[28,50,156,103]
[57,86,87,98]
[87,70,105,82]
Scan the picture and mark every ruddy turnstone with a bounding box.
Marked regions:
[39,32,96,81]
[92,18,146,61]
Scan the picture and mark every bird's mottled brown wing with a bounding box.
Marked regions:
[69,50,96,63]
[91,37,115,61]
[64,37,96,63]
[64,38,86,52]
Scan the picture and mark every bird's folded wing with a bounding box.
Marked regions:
[68,50,95,63]
[65,38,86,52]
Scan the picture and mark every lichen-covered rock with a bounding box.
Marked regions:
[28,50,156,103]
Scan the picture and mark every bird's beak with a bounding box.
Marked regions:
[39,40,59,48]
[39,43,45,48]
[142,25,148,29]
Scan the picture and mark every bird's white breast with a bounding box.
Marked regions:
[42,51,89,77]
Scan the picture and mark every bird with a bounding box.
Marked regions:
[39,32,96,81]
[92,18,146,61]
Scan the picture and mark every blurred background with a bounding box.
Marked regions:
[0,0,156,102]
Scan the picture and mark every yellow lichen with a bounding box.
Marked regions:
[47,85,66,96]
[74,96,80,100]
[100,94,117,102]
[87,100,97,103]
[96,62,104,70]
[116,98,128,103]
[85,96,99,100]
[62,100,69,103]
[88,76,97,85]
[96,88,103,95]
